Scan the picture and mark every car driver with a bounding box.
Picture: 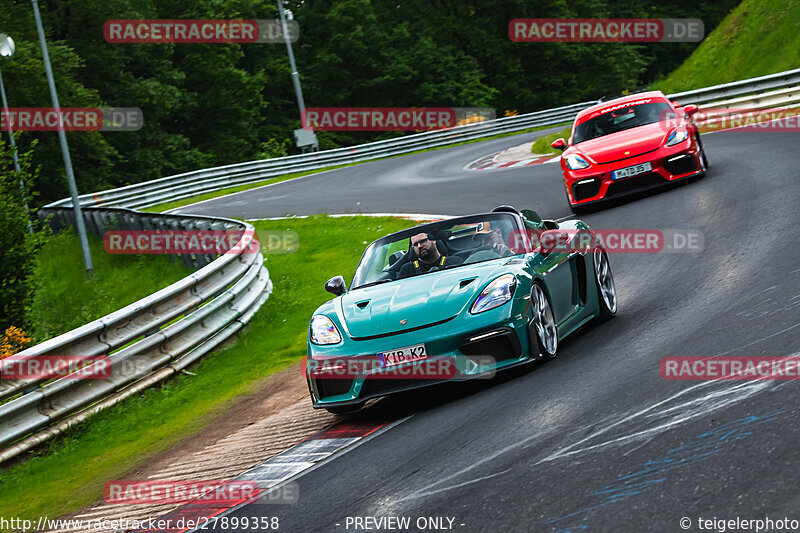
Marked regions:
[399,232,463,278]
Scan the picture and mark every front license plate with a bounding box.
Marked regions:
[377,343,427,367]
[612,161,652,180]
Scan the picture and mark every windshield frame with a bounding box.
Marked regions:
[350,212,527,290]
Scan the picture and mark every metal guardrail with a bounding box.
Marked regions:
[691,86,800,119]
[0,207,272,462]
[43,67,800,213]
[668,67,800,105]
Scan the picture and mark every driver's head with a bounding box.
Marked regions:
[487,227,504,245]
[474,223,504,246]
[410,232,438,263]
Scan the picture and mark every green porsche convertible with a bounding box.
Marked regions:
[306,206,617,414]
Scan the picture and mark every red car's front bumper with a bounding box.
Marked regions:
[562,137,705,208]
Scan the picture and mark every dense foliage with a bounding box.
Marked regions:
[0,0,741,207]
[0,136,46,331]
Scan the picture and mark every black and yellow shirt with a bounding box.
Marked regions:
[398,255,464,279]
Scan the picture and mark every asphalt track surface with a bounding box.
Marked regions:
[188,129,800,532]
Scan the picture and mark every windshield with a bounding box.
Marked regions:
[351,214,522,289]
[573,102,676,144]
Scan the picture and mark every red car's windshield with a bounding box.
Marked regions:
[573,102,677,144]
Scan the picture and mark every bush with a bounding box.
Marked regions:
[0,137,47,333]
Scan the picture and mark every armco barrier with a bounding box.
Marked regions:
[0,207,271,462]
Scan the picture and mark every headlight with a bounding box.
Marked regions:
[471,274,516,314]
[565,154,590,170]
[666,128,689,146]
[310,315,342,345]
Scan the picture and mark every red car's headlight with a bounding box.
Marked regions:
[565,154,590,170]
[666,128,689,146]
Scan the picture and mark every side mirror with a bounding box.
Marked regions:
[325,276,347,296]
[683,104,699,117]
[551,138,567,151]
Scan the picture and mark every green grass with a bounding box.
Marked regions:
[143,123,570,214]
[0,215,418,524]
[653,0,800,93]
[530,126,571,155]
[25,231,193,343]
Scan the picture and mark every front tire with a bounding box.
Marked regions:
[530,282,558,359]
[696,133,709,173]
[593,248,617,320]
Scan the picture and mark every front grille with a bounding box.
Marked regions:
[573,179,602,201]
[315,378,352,399]
[664,154,697,176]
[459,328,521,364]
[606,173,666,198]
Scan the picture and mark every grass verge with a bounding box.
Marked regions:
[530,126,571,155]
[25,231,194,342]
[653,0,800,93]
[0,215,419,523]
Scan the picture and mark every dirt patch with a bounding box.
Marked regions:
[51,359,336,531]
[125,358,315,480]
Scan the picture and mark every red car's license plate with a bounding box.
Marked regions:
[612,161,652,180]
[377,344,427,367]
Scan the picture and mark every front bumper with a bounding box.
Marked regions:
[563,140,704,207]
[307,304,532,408]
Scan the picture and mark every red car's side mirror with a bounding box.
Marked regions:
[551,138,567,151]
[683,104,699,117]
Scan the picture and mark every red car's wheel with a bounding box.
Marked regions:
[696,133,709,172]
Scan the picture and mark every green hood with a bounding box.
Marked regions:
[341,260,511,338]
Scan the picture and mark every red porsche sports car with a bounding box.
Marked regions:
[551,91,708,213]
